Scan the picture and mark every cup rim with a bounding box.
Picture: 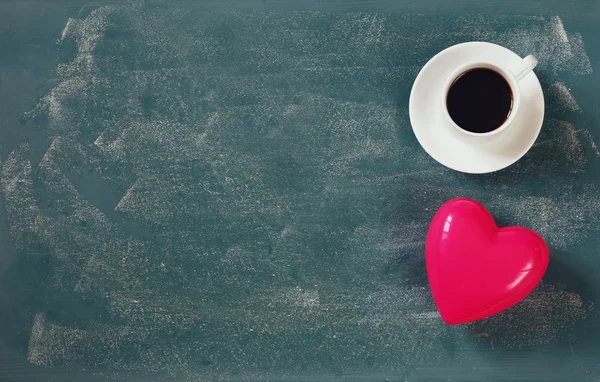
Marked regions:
[442,61,521,138]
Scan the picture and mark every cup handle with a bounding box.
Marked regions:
[511,55,538,82]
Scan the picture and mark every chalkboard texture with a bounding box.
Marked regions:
[1,1,600,381]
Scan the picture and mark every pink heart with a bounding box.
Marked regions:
[426,198,549,325]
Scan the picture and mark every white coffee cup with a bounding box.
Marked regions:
[441,55,538,138]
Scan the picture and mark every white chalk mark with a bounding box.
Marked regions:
[115,179,140,211]
[581,130,600,157]
[552,16,569,44]
[93,133,104,147]
[61,18,76,41]
[27,313,49,365]
[568,33,594,74]
[550,82,581,112]
[410,311,441,320]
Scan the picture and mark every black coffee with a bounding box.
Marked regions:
[446,68,513,134]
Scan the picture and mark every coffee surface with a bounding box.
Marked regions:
[446,68,513,134]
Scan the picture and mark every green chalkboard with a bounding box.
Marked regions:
[1,1,600,381]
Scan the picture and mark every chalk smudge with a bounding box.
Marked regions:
[547,82,581,113]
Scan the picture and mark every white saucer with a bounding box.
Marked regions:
[409,42,545,174]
